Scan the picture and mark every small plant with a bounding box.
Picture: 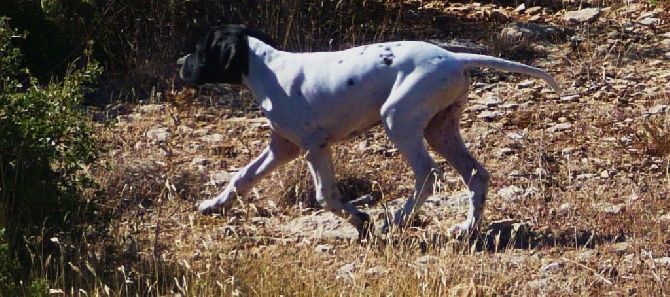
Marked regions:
[640,117,670,157]
[0,16,103,293]
[0,228,19,295]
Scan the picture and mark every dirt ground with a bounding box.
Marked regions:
[95,1,670,295]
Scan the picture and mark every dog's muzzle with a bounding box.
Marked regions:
[178,54,195,82]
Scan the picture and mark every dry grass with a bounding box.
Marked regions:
[23,0,670,296]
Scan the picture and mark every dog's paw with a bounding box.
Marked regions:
[197,199,223,215]
[448,219,479,238]
[354,212,374,241]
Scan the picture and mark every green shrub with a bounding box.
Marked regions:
[0,229,19,296]
[0,16,102,291]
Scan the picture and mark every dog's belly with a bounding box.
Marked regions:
[307,83,392,143]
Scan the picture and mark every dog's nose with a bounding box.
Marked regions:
[178,54,194,80]
[177,54,191,66]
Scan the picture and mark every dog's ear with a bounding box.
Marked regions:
[205,25,250,84]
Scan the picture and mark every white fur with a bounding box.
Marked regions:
[197,36,561,236]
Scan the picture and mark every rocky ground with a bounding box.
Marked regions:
[95,1,670,295]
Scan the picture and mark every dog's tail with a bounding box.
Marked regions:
[454,53,562,95]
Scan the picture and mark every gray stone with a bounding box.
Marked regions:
[314,244,333,253]
[477,110,504,120]
[497,185,523,201]
[564,8,601,23]
[501,22,564,40]
[336,263,357,281]
[639,18,660,26]
[654,257,670,265]
[540,261,565,274]
[146,127,170,142]
[546,123,572,133]
[647,104,668,115]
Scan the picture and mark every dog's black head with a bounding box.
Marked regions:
[179,25,253,85]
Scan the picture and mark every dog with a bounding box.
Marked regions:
[179,25,561,239]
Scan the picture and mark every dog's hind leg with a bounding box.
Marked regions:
[198,132,300,214]
[424,99,490,235]
[378,92,442,233]
[304,145,371,239]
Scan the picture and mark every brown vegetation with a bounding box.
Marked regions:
[4,0,670,295]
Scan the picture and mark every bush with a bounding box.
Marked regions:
[0,16,102,292]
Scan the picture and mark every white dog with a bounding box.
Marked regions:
[179,25,560,239]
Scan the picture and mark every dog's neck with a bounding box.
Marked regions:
[242,37,290,102]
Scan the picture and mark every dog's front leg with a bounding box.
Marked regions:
[198,133,300,214]
[304,146,371,239]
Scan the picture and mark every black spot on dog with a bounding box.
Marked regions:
[377,44,384,48]
[396,43,402,47]
[379,52,395,66]
[384,46,391,51]
[338,60,344,64]
[360,51,365,55]
[347,78,355,86]
[262,51,267,57]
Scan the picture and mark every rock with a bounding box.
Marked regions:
[575,173,595,180]
[477,110,504,121]
[207,171,235,186]
[525,6,543,15]
[500,22,564,40]
[560,94,580,103]
[488,9,511,22]
[357,140,369,152]
[190,156,209,167]
[577,249,597,261]
[600,170,610,178]
[654,257,670,265]
[193,129,209,137]
[336,263,356,281]
[610,242,630,256]
[202,133,225,143]
[646,104,668,115]
[592,202,625,214]
[366,266,388,276]
[497,185,523,201]
[546,123,572,133]
[507,132,526,140]
[526,278,552,290]
[540,261,564,274]
[501,103,519,109]
[138,104,164,114]
[414,255,439,266]
[517,80,535,89]
[639,18,660,26]
[468,104,488,112]
[514,3,526,13]
[314,244,333,253]
[146,127,170,142]
[564,8,601,23]
[496,147,513,157]
[559,202,573,211]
